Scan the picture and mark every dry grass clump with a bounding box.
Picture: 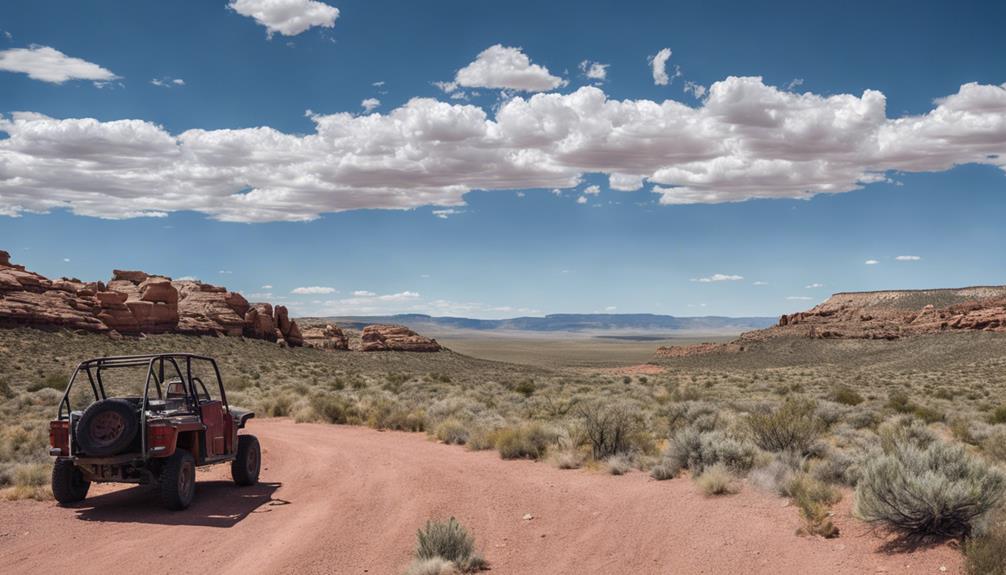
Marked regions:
[695,463,739,496]
[746,398,824,454]
[855,440,1006,538]
[434,419,470,445]
[649,457,682,480]
[0,462,51,501]
[495,423,553,460]
[605,454,632,475]
[832,385,864,406]
[408,517,486,574]
[787,473,841,538]
[964,511,1006,575]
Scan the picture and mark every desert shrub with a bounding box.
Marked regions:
[810,447,876,487]
[746,399,824,454]
[1,462,51,501]
[855,440,1006,538]
[814,401,848,427]
[846,409,880,430]
[964,512,1006,575]
[749,454,799,496]
[605,454,632,475]
[696,463,738,496]
[0,379,13,400]
[649,457,682,481]
[577,401,643,459]
[666,428,756,475]
[434,419,470,445]
[911,403,945,424]
[495,423,552,460]
[27,373,66,393]
[982,428,1006,463]
[465,427,498,451]
[260,391,296,417]
[878,416,938,452]
[887,389,913,413]
[513,380,536,397]
[309,393,354,424]
[413,517,486,573]
[832,385,864,406]
[366,398,426,432]
[663,401,720,433]
[788,473,841,538]
[989,405,1006,425]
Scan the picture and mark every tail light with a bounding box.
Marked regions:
[147,424,177,456]
[49,420,69,456]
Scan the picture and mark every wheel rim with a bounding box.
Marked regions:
[89,411,126,447]
[179,460,194,500]
[247,444,259,475]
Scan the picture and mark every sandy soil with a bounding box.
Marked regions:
[0,419,962,575]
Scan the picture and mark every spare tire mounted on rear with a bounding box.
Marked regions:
[75,398,139,457]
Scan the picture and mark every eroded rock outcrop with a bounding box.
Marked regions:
[301,324,350,350]
[0,250,302,346]
[360,324,442,352]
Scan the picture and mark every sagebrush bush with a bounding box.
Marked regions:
[554,449,585,470]
[989,405,1006,425]
[495,423,552,460]
[855,440,1006,537]
[309,393,353,424]
[404,558,458,575]
[413,517,486,573]
[746,399,824,454]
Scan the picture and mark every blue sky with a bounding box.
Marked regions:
[0,0,1004,318]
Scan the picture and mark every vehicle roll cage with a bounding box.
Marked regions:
[56,353,230,461]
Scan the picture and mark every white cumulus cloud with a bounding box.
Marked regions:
[650,48,672,86]
[1,78,1005,222]
[579,60,608,82]
[865,259,879,265]
[292,286,336,294]
[805,282,824,288]
[229,0,339,37]
[692,274,744,283]
[453,44,563,92]
[0,45,118,84]
[895,255,922,261]
[360,98,380,112]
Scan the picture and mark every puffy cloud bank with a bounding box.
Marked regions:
[228,0,339,37]
[0,77,1004,222]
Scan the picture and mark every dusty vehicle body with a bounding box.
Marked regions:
[49,353,260,510]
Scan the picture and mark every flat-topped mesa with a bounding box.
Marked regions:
[360,324,442,352]
[656,285,1006,359]
[769,286,1006,340]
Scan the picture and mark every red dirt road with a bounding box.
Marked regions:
[0,419,962,574]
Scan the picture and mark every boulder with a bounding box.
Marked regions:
[112,270,149,283]
[174,281,246,336]
[360,324,442,352]
[139,277,178,305]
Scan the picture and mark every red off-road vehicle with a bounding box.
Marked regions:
[48,353,260,510]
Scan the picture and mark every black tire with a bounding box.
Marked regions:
[75,399,139,457]
[231,435,261,486]
[51,458,90,505]
[159,449,196,510]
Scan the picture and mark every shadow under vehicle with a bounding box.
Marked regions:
[48,353,261,510]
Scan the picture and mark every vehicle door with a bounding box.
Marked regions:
[191,360,227,458]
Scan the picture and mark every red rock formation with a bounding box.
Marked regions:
[302,324,349,350]
[0,250,308,347]
[360,324,442,352]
